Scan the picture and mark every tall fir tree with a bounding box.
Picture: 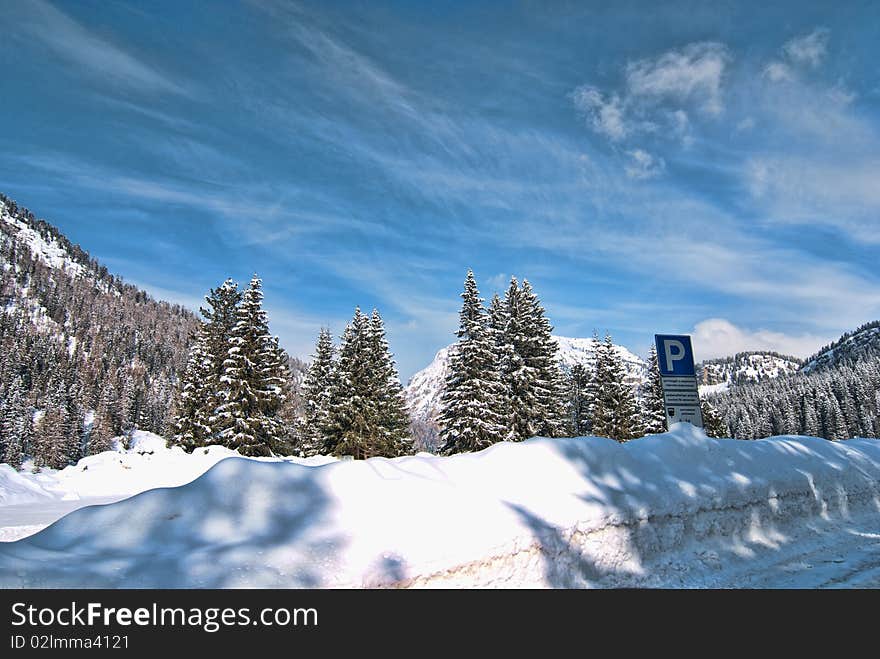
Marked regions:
[591,333,642,442]
[366,309,411,456]
[170,322,215,451]
[299,328,336,456]
[498,277,536,441]
[519,280,568,438]
[567,363,593,436]
[439,270,507,454]
[642,345,667,435]
[488,291,512,424]
[326,307,374,458]
[0,376,28,467]
[700,397,726,438]
[326,307,411,459]
[32,407,69,470]
[214,275,289,456]
[200,278,243,420]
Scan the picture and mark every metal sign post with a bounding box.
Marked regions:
[654,334,703,429]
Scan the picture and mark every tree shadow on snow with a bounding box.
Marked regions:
[0,457,341,588]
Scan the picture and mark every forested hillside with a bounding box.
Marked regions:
[0,194,197,467]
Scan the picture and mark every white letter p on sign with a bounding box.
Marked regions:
[663,339,686,372]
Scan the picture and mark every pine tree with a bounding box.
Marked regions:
[87,411,116,455]
[487,292,512,424]
[0,377,28,467]
[325,307,411,459]
[700,397,726,438]
[567,363,592,436]
[642,345,667,434]
[215,275,289,456]
[439,270,507,454]
[366,310,411,456]
[299,328,336,456]
[32,408,69,470]
[591,333,641,441]
[519,280,568,438]
[200,278,243,421]
[326,308,374,458]
[260,333,292,455]
[171,323,215,451]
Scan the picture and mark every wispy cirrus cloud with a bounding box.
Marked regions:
[624,149,665,179]
[783,28,830,68]
[12,0,189,96]
[763,28,830,85]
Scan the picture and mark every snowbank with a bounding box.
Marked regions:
[0,430,337,504]
[1,425,879,588]
[0,466,56,505]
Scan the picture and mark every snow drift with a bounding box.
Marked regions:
[1,425,879,588]
[1,431,337,507]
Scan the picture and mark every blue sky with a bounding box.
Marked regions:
[2,0,879,379]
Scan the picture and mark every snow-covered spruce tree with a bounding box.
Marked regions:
[299,328,336,457]
[326,308,373,458]
[199,278,243,422]
[87,410,115,455]
[591,333,642,442]
[366,309,411,456]
[32,407,70,470]
[519,280,568,437]
[214,275,289,456]
[642,345,667,435]
[439,270,507,454]
[700,397,726,438]
[488,291,512,424]
[0,376,29,467]
[498,278,536,441]
[170,322,215,451]
[170,278,243,450]
[326,307,410,459]
[567,363,592,436]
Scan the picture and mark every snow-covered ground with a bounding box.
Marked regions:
[1,425,879,588]
[0,431,336,543]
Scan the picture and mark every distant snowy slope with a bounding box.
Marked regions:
[801,321,880,373]
[552,335,647,383]
[1,201,86,279]
[405,335,647,424]
[698,351,802,390]
[2,425,879,588]
[404,346,452,425]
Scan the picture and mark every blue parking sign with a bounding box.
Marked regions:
[654,334,696,377]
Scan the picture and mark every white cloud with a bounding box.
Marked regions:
[690,318,829,362]
[571,41,730,166]
[736,117,756,132]
[783,28,830,68]
[625,42,730,115]
[572,86,629,141]
[625,149,665,179]
[744,155,880,244]
[763,61,793,82]
[669,109,693,146]
[484,272,510,293]
[16,0,187,96]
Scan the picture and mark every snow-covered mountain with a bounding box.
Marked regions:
[696,351,802,395]
[800,321,880,373]
[404,335,648,425]
[0,193,198,451]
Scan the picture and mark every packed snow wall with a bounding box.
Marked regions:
[1,424,879,588]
